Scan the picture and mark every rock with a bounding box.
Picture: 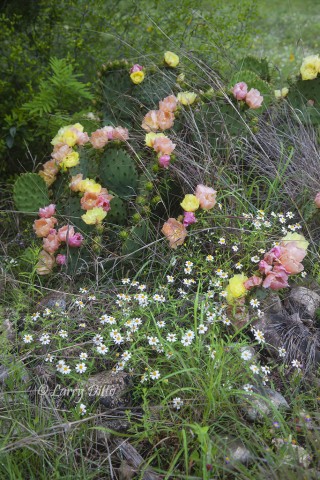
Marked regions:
[225,437,254,465]
[84,370,132,409]
[272,438,312,468]
[36,292,67,311]
[241,386,289,422]
[285,287,320,320]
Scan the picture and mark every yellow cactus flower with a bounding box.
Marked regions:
[60,151,79,169]
[164,51,179,67]
[180,194,200,212]
[274,87,289,99]
[177,91,197,106]
[130,71,145,84]
[300,55,320,80]
[281,233,309,252]
[81,207,107,225]
[78,179,102,194]
[51,123,84,146]
[226,274,248,304]
[145,132,165,147]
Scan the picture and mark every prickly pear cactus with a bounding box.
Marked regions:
[122,223,149,257]
[238,56,270,82]
[99,148,139,198]
[229,70,273,110]
[13,173,49,213]
[100,60,134,125]
[287,76,320,125]
[107,196,127,225]
[99,60,178,126]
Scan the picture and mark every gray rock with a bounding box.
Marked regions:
[84,370,132,409]
[242,386,289,422]
[37,292,67,311]
[285,287,320,320]
[226,437,254,465]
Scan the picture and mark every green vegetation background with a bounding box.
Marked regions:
[0,0,318,178]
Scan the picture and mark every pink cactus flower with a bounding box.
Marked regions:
[263,246,282,265]
[153,136,176,155]
[195,184,217,210]
[159,95,178,113]
[96,190,112,211]
[245,88,263,109]
[33,217,58,238]
[158,154,171,168]
[233,82,248,101]
[68,232,84,247]
[262,265,289,290]
[56,254,67,265]
[57,225,75,242]
[130,64,143,74]
[43,231,61,254]
[76,131,90,146]
[39,204,56,218]
[314,192,320,208]
[183,211,197,227]
[244,275,262,290]
[259,259,273,275]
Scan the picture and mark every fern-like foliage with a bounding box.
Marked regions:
[22,57,93,117]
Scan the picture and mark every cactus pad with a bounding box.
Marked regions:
[122,223,149,257]
[287,76,320,125]
[13,173,49,213]
[107,196,127,225]
[99,148,138,198]
[238,56,270,81]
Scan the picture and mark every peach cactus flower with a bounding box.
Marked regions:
[69,173,84,192]
[195,184,217,210]
[90,128,109,149]
[39,159,59,187]
[51,144,73,164]
[112,126,129,141]
[233,82,248,100]
[161,218,187,249]
[80,191,100,211]
[39,204,56,218]
[278,241,306,275]
[142,110,159,132]
[314,192,320,208]
[43,231,61,254]
[159,95,177,113]
[157,110,175,130]
[153,136,176,155]
[36,250,55,275]
[245,88,263,109]
[33,217,57,237]
[57,225,75,242]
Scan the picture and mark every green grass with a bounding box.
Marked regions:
[253,0,320,80]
